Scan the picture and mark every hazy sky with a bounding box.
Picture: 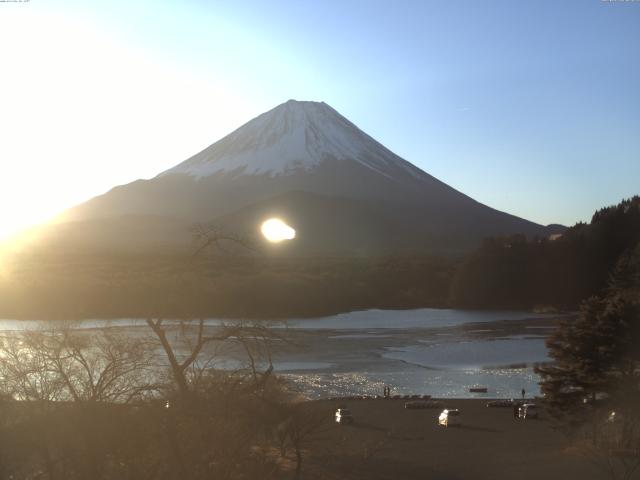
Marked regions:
[1,0,639,238]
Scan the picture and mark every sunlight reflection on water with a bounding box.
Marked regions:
[282,368,542,400]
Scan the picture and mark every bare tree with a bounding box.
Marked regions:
[145,318,234,397]
[0,324,165,480]
[274,403,331,480]
[145,318,290,398]
[190,223,256,258]
[0,325,162,404]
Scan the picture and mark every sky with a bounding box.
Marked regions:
[0,0,639,239]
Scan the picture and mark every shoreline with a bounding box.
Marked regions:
[0,305,576,324]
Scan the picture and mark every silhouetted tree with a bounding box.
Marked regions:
[537,244,640,480]
[450,196,640,309]
[0,325,163,479]
[274,402,330,480]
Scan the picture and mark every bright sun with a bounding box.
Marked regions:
[260,218,296,243]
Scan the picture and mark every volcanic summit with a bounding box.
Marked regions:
[55,100,560,254]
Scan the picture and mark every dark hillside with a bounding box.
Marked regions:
[450,196,640,309]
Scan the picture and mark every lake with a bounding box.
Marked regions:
[0,308,563,399]
[265,309,560,399]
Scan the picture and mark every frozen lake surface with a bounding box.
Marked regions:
[265,309,559,399]
[1,309,563,399]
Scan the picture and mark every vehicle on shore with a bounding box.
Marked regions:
[335,408,353,424]
[438,409,462,427]
[518,403,538,419]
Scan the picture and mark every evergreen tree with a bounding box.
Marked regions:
[536,244,640,479]
[450,196,640,309]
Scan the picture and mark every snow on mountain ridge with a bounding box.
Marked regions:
[160,100,424,179]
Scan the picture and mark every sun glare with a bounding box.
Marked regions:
[260,218,296,243]
[0,9,258,243]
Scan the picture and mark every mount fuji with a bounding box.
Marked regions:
[53,100,560,254]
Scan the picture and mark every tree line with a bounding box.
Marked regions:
[0,197,638,319]
[449,196,640,310]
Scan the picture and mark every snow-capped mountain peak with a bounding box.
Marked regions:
[59,99,557,256]
[160,100,423,179]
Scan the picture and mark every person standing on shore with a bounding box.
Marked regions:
[521,388,525,399]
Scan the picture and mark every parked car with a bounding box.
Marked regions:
[438,409,462,427]
[518,403,538,419]
[334,408,353,424]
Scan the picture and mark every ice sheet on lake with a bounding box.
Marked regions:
[383,338,549,369]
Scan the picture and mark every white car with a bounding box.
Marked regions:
[438,409,462,427]
[335,408,353,424]
[518,403,538,419]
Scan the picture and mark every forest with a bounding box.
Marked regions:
[450,196,640,309]
[0,196,637,319]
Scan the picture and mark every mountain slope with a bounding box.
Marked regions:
[54,100,560,255]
